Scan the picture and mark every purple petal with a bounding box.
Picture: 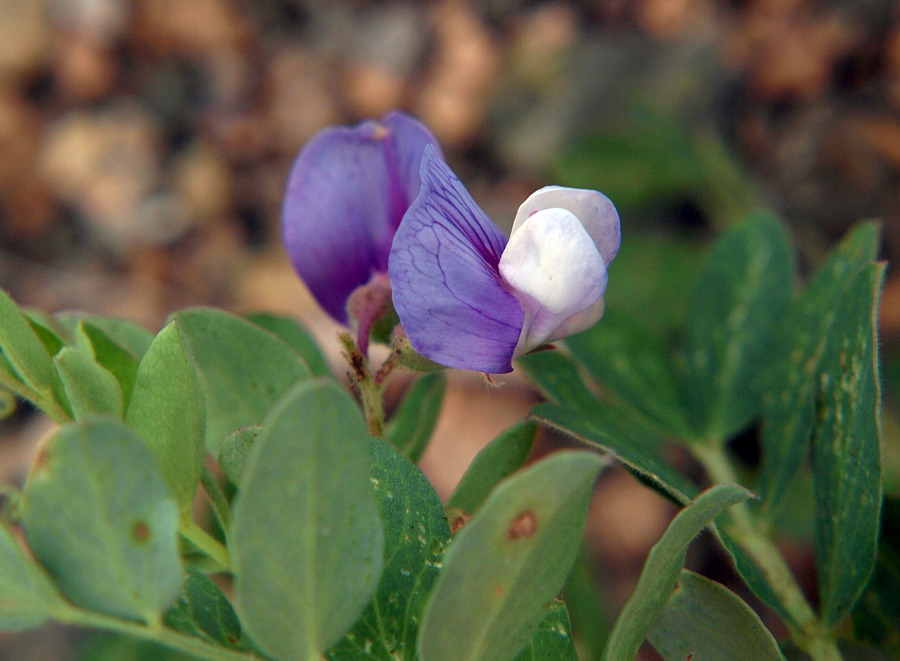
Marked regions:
[282,113,440,322]
[389,147,524,373]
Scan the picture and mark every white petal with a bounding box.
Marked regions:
[499,207,608,355]
[512,186,621,264]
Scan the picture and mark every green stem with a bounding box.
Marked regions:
[181,519,230,572]
[357,373,385,437]
[0,369,70,424]
[54,603,262,661]
[694,443,842,661]
[339,331,386,437]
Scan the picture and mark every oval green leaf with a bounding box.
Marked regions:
[0,522,66,631]
[22,418,183,622]
[447,421,537,514]
[417,450,606,661]
[602,483,753,661]
[812,261,884,628]
[232,380,384,660]
[647,570,785,660]
[126,321,207,514]
[327,435,451,660]
[174,308,311,454]
[54,346,123,418]
[682,213,793,439]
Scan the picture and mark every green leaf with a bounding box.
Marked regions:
[566,313,694,438]
[563,551,610,659]
[232,380,383,660]
[850,497,900,657]
[0,289,58,400]
[812,261,884,628]
[246,311,331,377]
[385,372,446,463]
[174,308,311,454]
[164,567,247,651]
[217,427,261,486]
[417,450,606,661]
[647,570,785,660]
[517,350,604,413]
[77,322,143,407]
[682,213,794,439]
[56,312,154,358]
[759,222,880,513]
[25,311,67,357]
[327,435,451,660]
[716,529,796,627]
[0,521,66,631]
[599,233,704,340]
[602,483,753,661]
[513,599,579,661]
[22,417,183,622]
[54,346,123,418]
[127,321,207,515]
[532,402,697,505]
[447,421,538,514]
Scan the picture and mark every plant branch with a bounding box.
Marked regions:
[694,443,842,661]
[55,603,262,661]
[181,519,230,572]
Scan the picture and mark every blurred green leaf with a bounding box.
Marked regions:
[567,313,693,439]
[601,233,704,340]
[126,321,206,515]
[513,599,579,661]
[417,451,605,661]
[327,435,451,660]
[532,402,697,505]
[562,551,610,660]
[647,569,785,660]
[447,421,538,514]
[164,567,247,651]
[217,426,261,486]
[602,484,753,661]
[759,222,880,513]
[0,521,66,632]
[0,289,60,407]
[246,311,331,377]
[517,350,601,413]
[173,308,311,454]
[56,313,154,359]
[554,118,703,213]
[77,322,143,407]
[54,346,123,418]
[812,262,884,628]
[22,418,182,622]
[385,372,446,463]
[850,497,900,657]
[682,213,794,440]
[232,380,383,659]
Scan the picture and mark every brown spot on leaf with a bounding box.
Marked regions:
[132,521,151,543]
[447,507,472,534]
[508,510,538,539]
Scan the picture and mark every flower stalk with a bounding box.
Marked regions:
[693,443,842,661]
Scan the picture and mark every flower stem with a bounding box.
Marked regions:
[693,443,841,660]
[339,331,386,437]
[54,603,262,661]
[181,519,230,572]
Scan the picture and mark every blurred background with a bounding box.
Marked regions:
[0,0,898,658]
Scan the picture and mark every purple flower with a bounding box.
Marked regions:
[389,147,620,374]
[282,112,442,323]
